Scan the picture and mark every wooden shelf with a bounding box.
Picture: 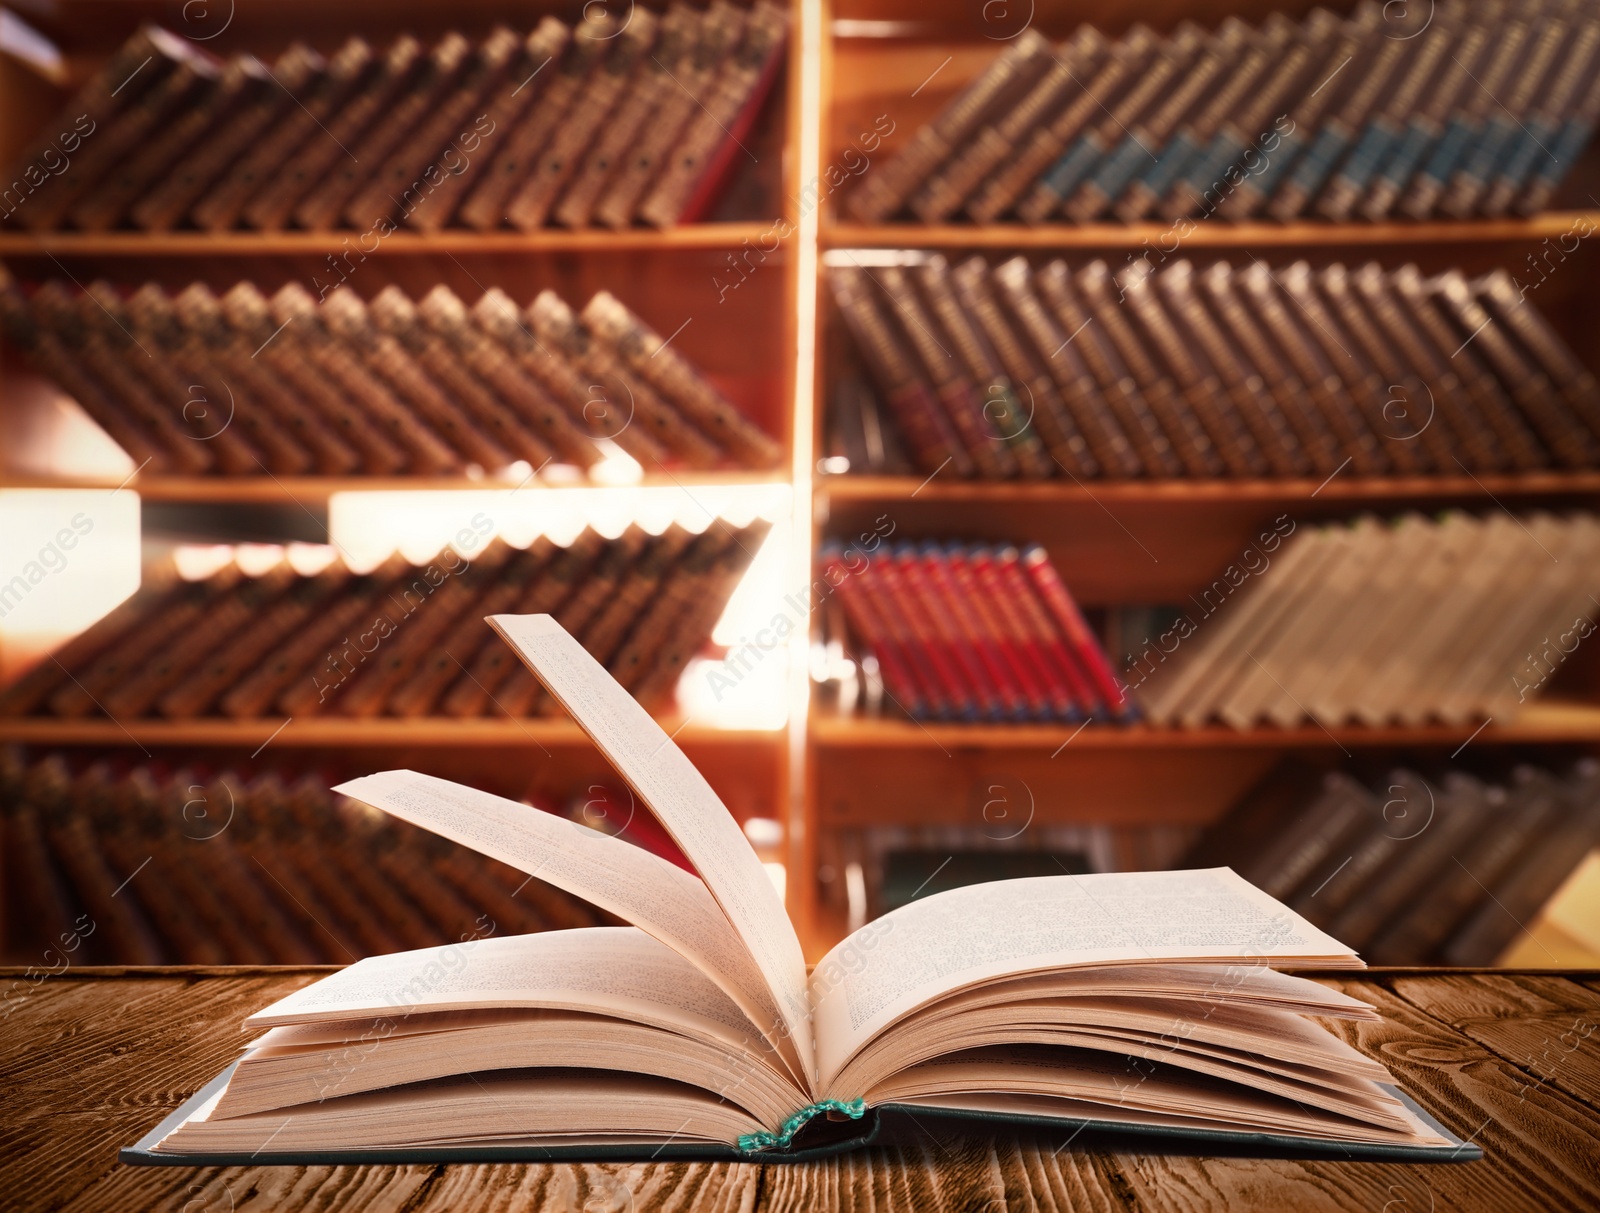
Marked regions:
[822,213,1600,251]
[817,472,1600,505]
[0,224,784,258]
[0,470,792,503]
[810,701,1600,750]
[0,717,785,748]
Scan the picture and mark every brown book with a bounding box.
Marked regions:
[500,528,650,716]
[458,20,608,231]
[267,285,460,474]
[124,282,298,473]
[5,280,184,474]
[2,26,168,230]
[1344,263,1506,473]
[849,28,1053,223]
[505,12,653,230]
[101,566,296,720]
[1475,269,1600,446]
[581,290,782,467]
[243,36,421,230]
[1444,763,1600,965]
[18,29,206,231]
[406,19,572,232]
[76,279,231,471]
[69,56,251,232]
[0,568,181,717]
[952,257,1100,478]
[920,258,1053,478]
[298,33,472,231]
[877,264,1016,479]
[1115,260,1270,477]
[1431,269,1597,469]
[220,556,409,719]
[608,528,730,692]
[417,286,599,468]
[555,5,697,228]
[387,541,556,717]
[157,564,351,718]
[636,0,789,227]
[321,288,506,470]
[1034,261,1184,477]
[593,2,742,229]
[829,265,973,476]
[131,47,317,231]
[919,28,1107,224]
[1191,262,1350,476]
[470,289,669,469]
[988,258,1142,477]
[368,286,551,471]
[440,532,602,717]
[583,525,697,672]
[348,27,523,231]
[192,38,369,232]
[526,291,720,468]
[1388,265,1549,471]
[174,283,361,474]
[968,28,1155,225]
[629,520,770,709]
[219,283,408,474]
[1150,261,1310,477]
[1075,260,1225,477]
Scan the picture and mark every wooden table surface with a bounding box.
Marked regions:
[3,967,1599,1212]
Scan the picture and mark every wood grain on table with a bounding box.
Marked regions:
[2,968,1597,1212]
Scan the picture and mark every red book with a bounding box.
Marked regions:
[823,547,930,718]
[978,545,1097,719]
[912,543,1024,720]
[866,550,977,720]
[1019,544,1135,720]
[945,544,1058,720]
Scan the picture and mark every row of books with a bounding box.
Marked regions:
[848,1,1599,225]
[829,255,1600,480]
[1183,759,1600,965]
[2,5,787,233]
[819,541,1131,722]
[0,275,782,475]
[0,524,767,721]
[1138,511,1600,729]
[0,749,607,966]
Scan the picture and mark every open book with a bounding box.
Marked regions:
[126,616,1476,1164]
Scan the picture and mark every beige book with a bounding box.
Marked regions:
[134,616,1460,1160]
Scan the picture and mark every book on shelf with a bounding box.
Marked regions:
[1134,510,1600,729]
[826,254,1600,480]
[0,523,768,723]
[0,272,781,476]
[125,616,1475,1163]
[1183,759,1600,966]
[820,541,1131,723]
[0,7,786,233]
[0,749,604,967]
[845,0,1597,225]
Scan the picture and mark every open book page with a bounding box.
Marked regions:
[811,868,1358,1094]
[489,613,814,1086]
[332,771,805,1084]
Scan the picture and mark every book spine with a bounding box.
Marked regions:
[1475,269,1600,444]
[191,38,370,231]
[1516,64,1600,216]
[943,545,1057,719]
[610,528,729,693]
[639,0,790,228]
[979,545,1098,719]
[829,267,974,476]
[1019,544,1133,720]
[916,543,1032,720]
[356,27,523,232]
[848,29,1053,222]
[244,36,422,230]
[505,13,648,230]
[581,291,783,467]
[893,544,1006,721]
[858,549,972,719]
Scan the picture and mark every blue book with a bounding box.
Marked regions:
[1036,134,1111,212]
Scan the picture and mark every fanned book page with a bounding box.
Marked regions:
[124,615,1480,1164]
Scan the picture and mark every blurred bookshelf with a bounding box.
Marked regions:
[2,0,1599,967]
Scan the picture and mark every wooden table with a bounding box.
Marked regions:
[4,967,1599,1211]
